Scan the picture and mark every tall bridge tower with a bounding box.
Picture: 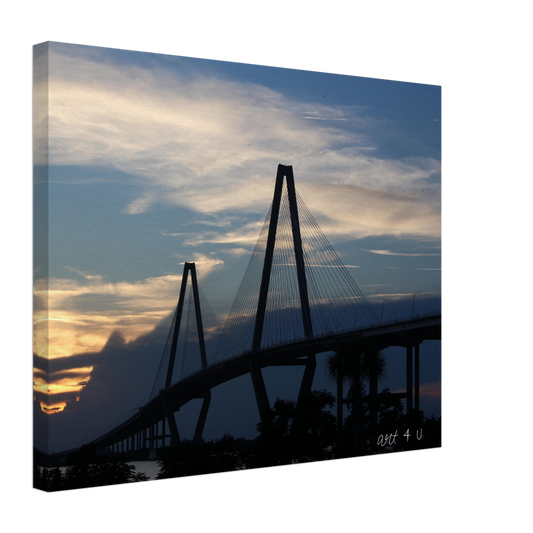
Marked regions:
[250,164,317,418]
[162,262,211,445]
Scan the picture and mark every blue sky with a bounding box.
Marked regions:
[33,41,440,449]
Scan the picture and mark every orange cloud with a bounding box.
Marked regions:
[33,366,93,415]
[33,273,183,359]
[38,399,80,415]
[31,270,204,416]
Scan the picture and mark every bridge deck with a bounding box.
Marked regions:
[86,314,440,450]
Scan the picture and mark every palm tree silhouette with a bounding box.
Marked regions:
[326,339,386,456]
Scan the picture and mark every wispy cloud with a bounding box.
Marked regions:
[33,272,183,359]
[178,252,224,280]
[364,249,440,256]
[302,116,349,121]
[36,46,440,243]
[366,291,440,300]
[183,219,266,246]
[223,247,251,257]
[160,231,184,237]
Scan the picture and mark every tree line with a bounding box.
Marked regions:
[35,340,441,490]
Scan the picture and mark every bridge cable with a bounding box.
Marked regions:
[149,305,178,399]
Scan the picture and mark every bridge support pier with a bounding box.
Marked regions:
[297,354,316,406]
[414,343,420,412]
[336,373,343,431]
[249,354,319,425]
[163,396,181,447]
[193,392,211,444]
[250,358,270,421]
[406,342,421,415]
[368,362,378,446]
[406,345,413,415]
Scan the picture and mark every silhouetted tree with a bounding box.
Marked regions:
[251,390,337,467]
[365,391,441,454]
[422,414,444,450]
[362,388,407,453]
[326,340,386,456]
[48,467,63,491]
[252,398,294,467]
[375,388,405,434]
[402,408,425,451]
[61,444,146,490]
[157,434,244,479]
[33,449,45,490]
[290,390,337,462]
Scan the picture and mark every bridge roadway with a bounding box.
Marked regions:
[79,313,440,458]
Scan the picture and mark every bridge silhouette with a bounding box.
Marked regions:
[51,164,441,463]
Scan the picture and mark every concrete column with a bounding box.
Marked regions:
[250,358,270,421]
[336,373,343,431]
[406,345,413,415]
[368,360,378,445]
[163,396,181,447]
[193,392,211,444]
[414,343,420,412]
[297,354,316,406]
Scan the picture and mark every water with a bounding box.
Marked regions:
[130,460,160,480]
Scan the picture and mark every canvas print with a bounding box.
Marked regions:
[33,42,441,491]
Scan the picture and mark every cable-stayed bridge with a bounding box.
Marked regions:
[60,165,440,461]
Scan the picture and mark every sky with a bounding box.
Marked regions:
[33,41,441,452]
